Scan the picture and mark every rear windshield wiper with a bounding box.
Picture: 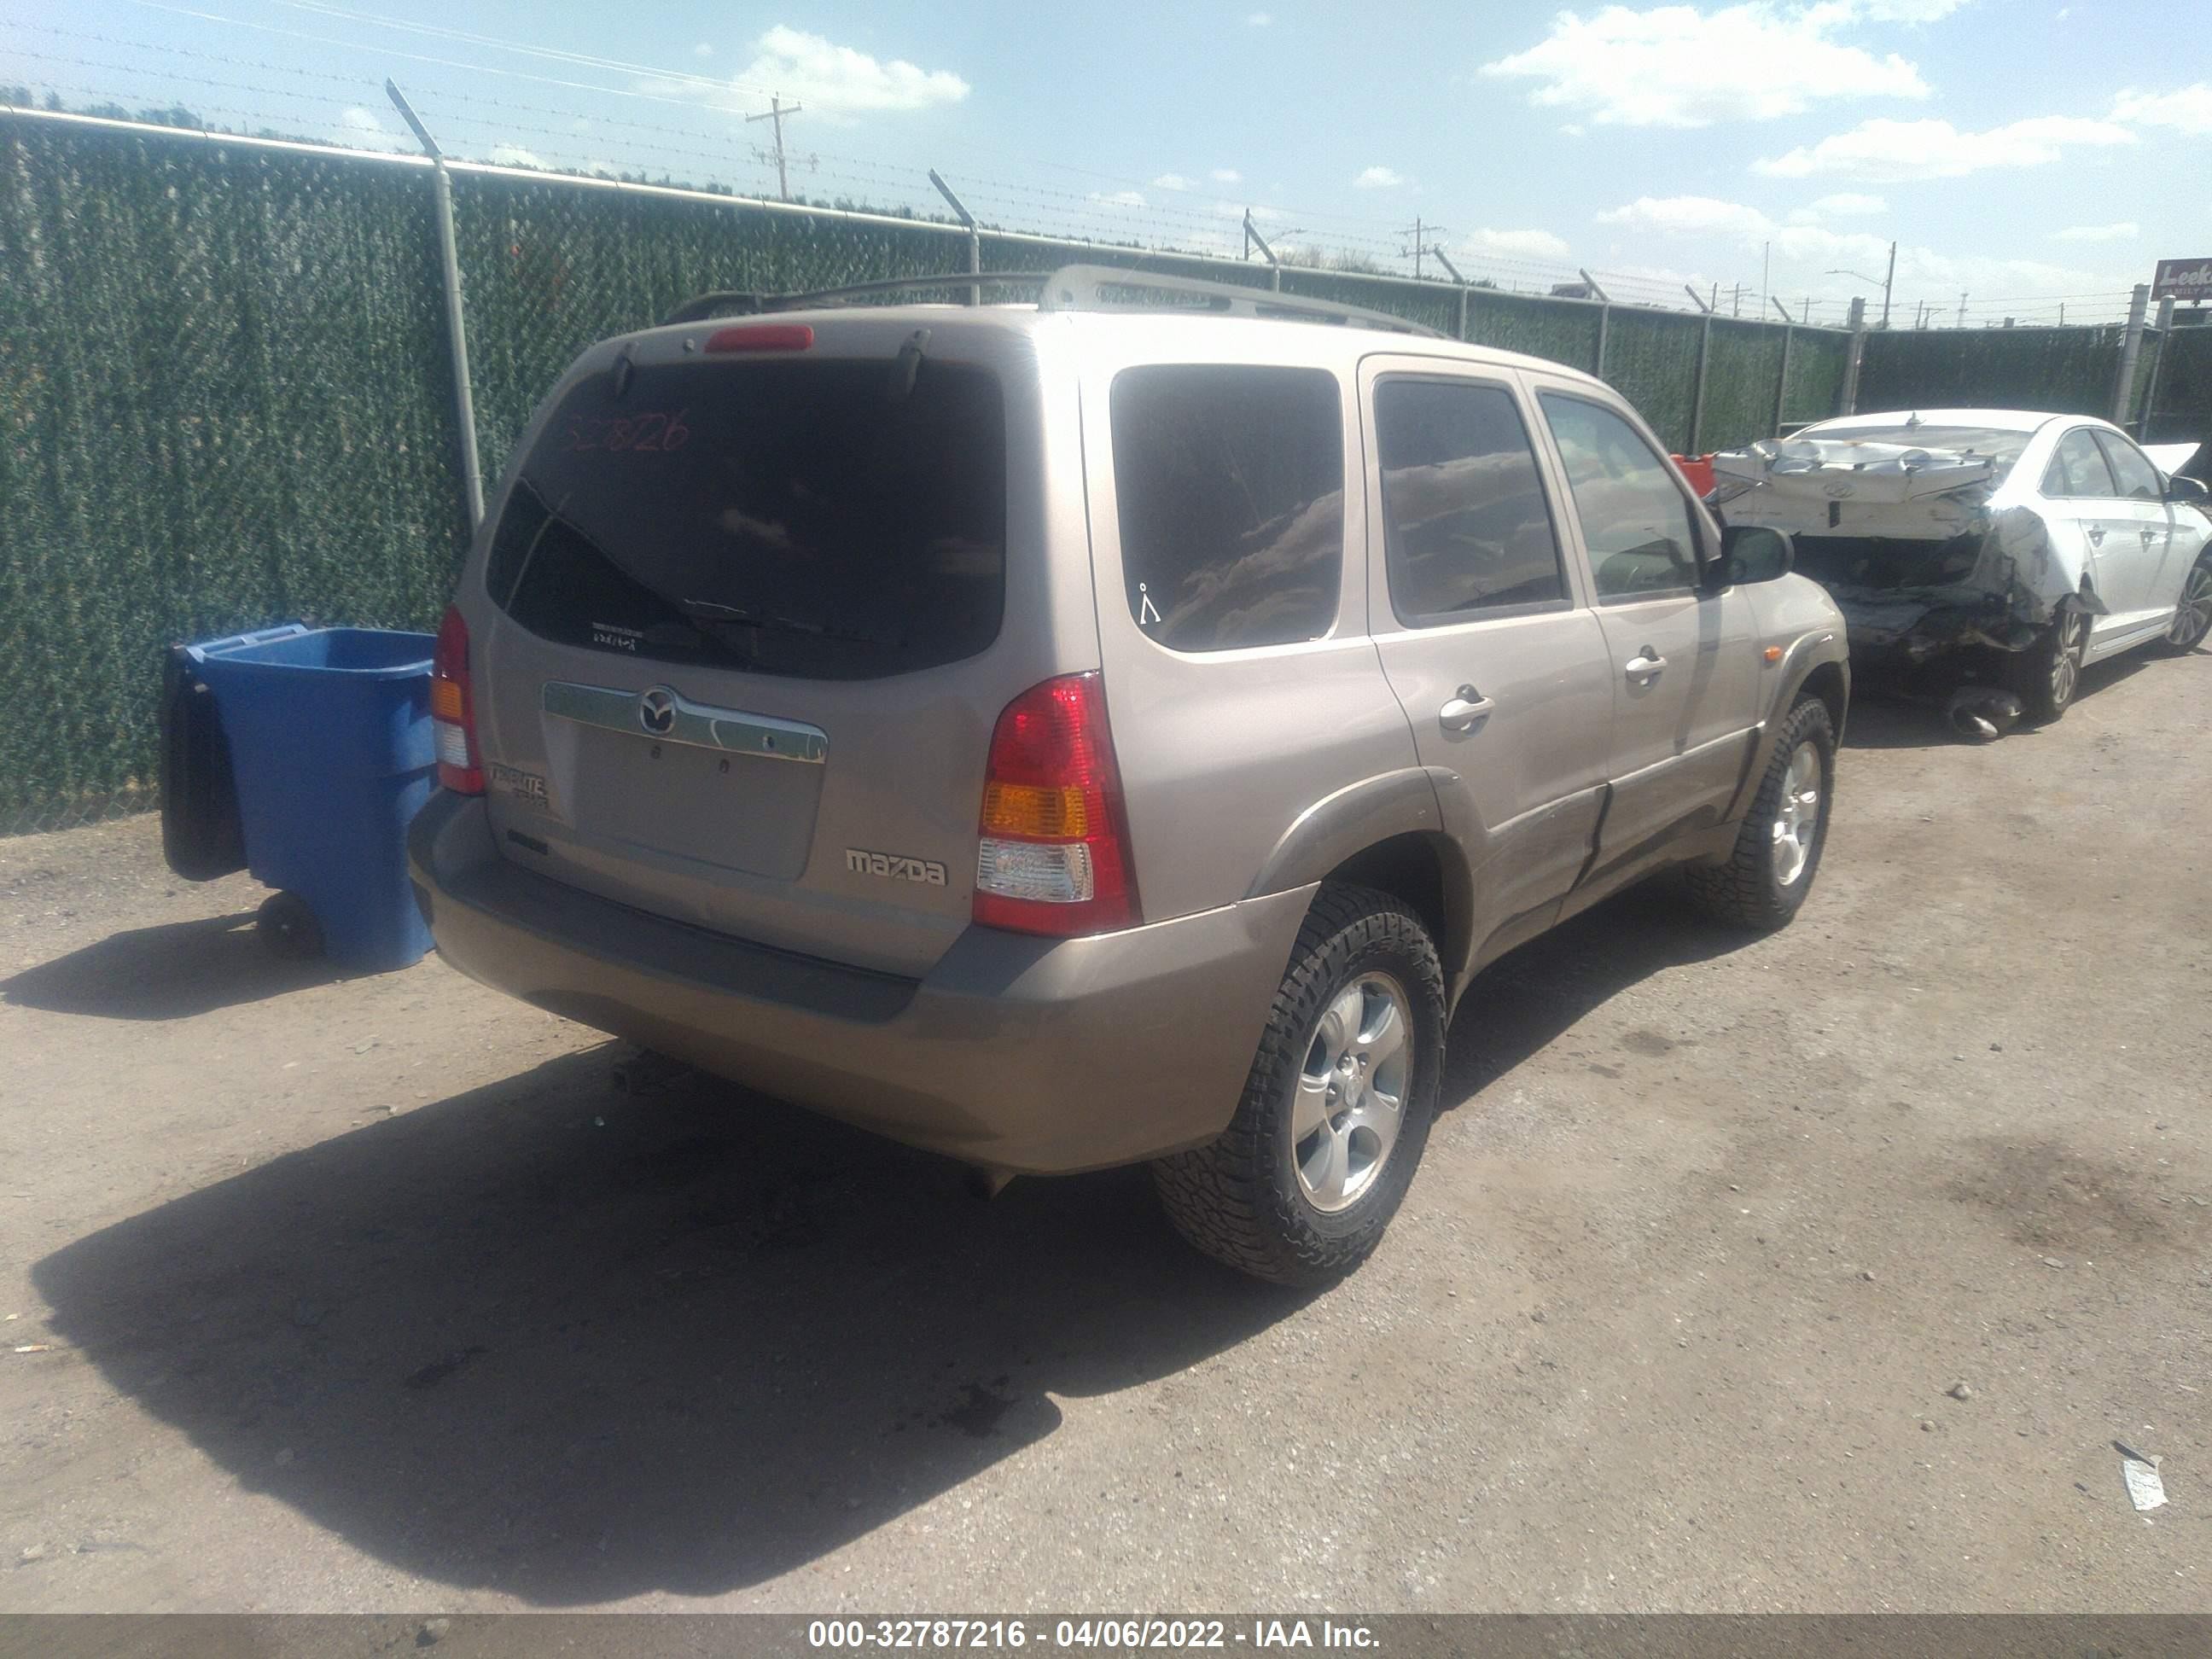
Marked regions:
[679,598,891,649]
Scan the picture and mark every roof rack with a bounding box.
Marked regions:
[661,263,1448,338]
[1039,265,1447,338]
[661,273,1044,324]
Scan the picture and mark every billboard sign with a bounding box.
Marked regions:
[2152,259,2212,304]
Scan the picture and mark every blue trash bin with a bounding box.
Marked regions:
[190,626,438,971]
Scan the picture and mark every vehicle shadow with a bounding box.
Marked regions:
[1,911,342,1019]
[32,1052,1306,1604]
[1441,878,1754,1102]
[1841,655,2163,752]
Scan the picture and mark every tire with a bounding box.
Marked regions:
[1685,695,1835,932]
[2009,601,2087,723]
[1151,882,1445,1287]
[256,890,323,959]
[2155,550,2212,655]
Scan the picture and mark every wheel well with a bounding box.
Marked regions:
[1799,661,1848,738]
[1324,832,1463,982]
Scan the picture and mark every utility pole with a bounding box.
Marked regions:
[1399,218,1445,281]
[1880,239,1895,329]
[746,94,802,201]
[1957,292,1967,329]
[1761,240,1770,321]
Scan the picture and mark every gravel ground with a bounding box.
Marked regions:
[2,650,2208,1615]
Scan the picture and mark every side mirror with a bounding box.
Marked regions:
[1711,524,1795,588]
[2166,474,2209,505]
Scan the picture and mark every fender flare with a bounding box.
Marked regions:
[1243,767,1452,899]
[1726,629,1850,824]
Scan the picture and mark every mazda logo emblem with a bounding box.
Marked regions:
[638,688,677,736]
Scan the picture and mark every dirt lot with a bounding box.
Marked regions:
[3,652,2209,1615]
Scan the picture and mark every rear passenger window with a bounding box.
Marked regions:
[2094,431,2163,501]
[1110,365,1343,651]
[2043,429,2116,498]
[1375,379,1565,622]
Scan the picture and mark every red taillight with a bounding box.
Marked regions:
[972,672,1138,937]
[429,604,483,795]
[704,323,815,353]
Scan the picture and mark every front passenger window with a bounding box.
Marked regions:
[1539,395,1700,600]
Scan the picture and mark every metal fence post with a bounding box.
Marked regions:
[1687,311,1712,454]
[928,170,981,306]
[387,81,485,530]
[2110,282,2151,425]
[1839,297,1867,416]
[1773,323,1794,436]
[2139,294,2177,440]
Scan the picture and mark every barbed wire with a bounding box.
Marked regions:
[1,23,2153,329]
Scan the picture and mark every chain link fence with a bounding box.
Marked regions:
[2,117,469,835]
[36,111,2203,837]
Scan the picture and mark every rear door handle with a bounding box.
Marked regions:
[1438,686,1496,731]
[2087,526,2105,546]
[1624,649,1667,682]
[2142,527,2162,543]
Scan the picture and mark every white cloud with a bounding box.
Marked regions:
[651,26,969,119]
[1755,114,2136,179]
[1353,165,1405,189]
[1151,172,1195,190]
[1246,10,1274,25]
[1598,194,1777,238]
[2111,83,2212,136]
[1463,226,1574,260]
[1480,4,1930,129]
[334,106,404,153]
[1210,167,1243,183]
[692,43,714,59]
[1090,189,1147,207]
[1561,123,1586,137]
[1812,190,1887,215]
[2053,221,2139,242]
[491,143,548,169]
[1595,189,2125,311]
[1853,0,1970,17]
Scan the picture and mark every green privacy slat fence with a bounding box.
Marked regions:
[1604,309,1706,454]
[4,113,1879,834]
[0,119,469,834]
[1700,320,1788,454]
[455,176,969,486]
[2144,329,2212,451]
[1858,325,2128,419]
[1784,329,1850,429]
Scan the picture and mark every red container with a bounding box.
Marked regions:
[1672,453,1717,497]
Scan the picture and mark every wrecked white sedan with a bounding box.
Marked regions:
[1711,410,2212,723]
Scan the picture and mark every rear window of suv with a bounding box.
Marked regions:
[486,356,1005,680]
[1110,364,1344,652]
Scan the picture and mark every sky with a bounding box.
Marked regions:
[2,0,2203,326]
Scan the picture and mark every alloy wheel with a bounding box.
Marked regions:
[1291,975,1412,1213]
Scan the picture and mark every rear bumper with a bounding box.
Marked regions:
[408,791,1312,1174]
